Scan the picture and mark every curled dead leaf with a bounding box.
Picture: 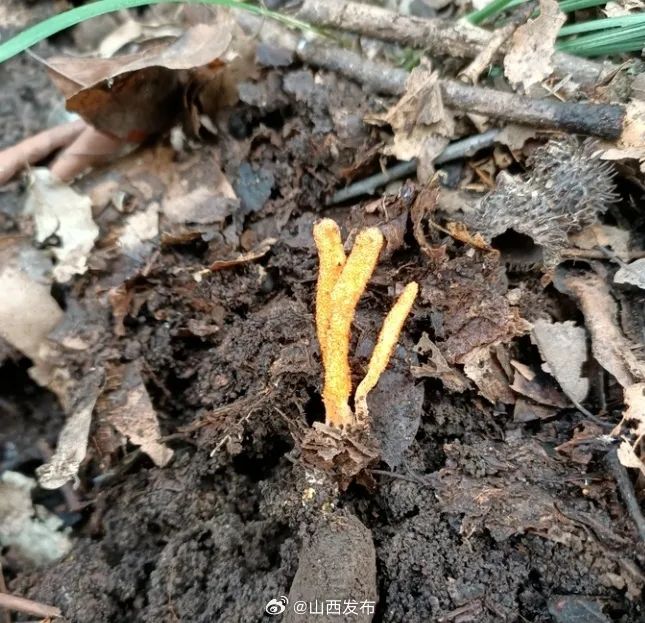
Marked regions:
[99,361,173,467]
[503,0,566,91]
[46,23,240,141]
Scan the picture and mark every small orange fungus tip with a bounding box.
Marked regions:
[354,281,419,423]
[313,219,416,430]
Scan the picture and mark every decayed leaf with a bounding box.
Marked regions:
[510,359,568,408]
[496,124,539,151]
[25,168,99,283]
[445,221,492,251]
[0,244,63,366]
[46,23,238,140]
[548,596,612,623]
[600,100,645,174]
[556,421,604,465]
[118,202,160,263]
[503,0,566,90]
[612,383,645,475]
[37,370,104,489]
[412,333,471,393]
[366,59,454,181]
[514,398,557,423]
[462,345,515,404]
[300,423,379,490]
[430,437,623,543]
[100,361,173,467]
[569,224,630,261]
[614,258,645,290]
[557,270,645,388]
[531,320,589,404]
[161,157,239,225]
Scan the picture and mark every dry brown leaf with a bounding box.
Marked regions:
[557,270,645,388]
[612,383,645,475]
[412,333,470,393]
[510,360,568,408]
[513,398,557,423]
[0,243,63,367]
[101,361,173,467]
[600,100,645,174]
[462,344,515,404]
[445,221,492,251]
[162,178,237,225]
[496,124,539,151]
[37,370,104,489]
[119,202,160,263]
[503,0,566,90]
[531,320,589,404]
[365,59,454,181]
[569,224,630,261]
[25,168,99,283]
[46,23,236,140]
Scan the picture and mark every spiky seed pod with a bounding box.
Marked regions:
[467,138,617,266]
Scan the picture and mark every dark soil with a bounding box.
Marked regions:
[1,6,644,623]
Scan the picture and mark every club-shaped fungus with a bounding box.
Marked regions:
[313,218,418,428]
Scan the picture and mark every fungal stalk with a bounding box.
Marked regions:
[313,218,418,428]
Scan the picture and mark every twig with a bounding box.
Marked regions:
[440,80,624,139]
[0,593,61,620]
[238,16,626,140]
[0,119,86,185]
[561,248,645,261]
[459,22,516,85]
[459,1,534,85]
[605,448,645,542]
[295,0,614,88]
[331,161,417,205]
[330,129,500,204]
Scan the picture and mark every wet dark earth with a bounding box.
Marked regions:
[1,5,644,623]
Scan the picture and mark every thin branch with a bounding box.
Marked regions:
[295,0,614,88]
[299,38,625,139]
[330,129,500,204]
[238,15,626,140]
[605,448,645,542]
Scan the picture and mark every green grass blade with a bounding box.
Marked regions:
[466,0,610,23]
[467,0,515,25]
[558,23,645,55]
[559,13,645,36]
[0,0,314,64]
